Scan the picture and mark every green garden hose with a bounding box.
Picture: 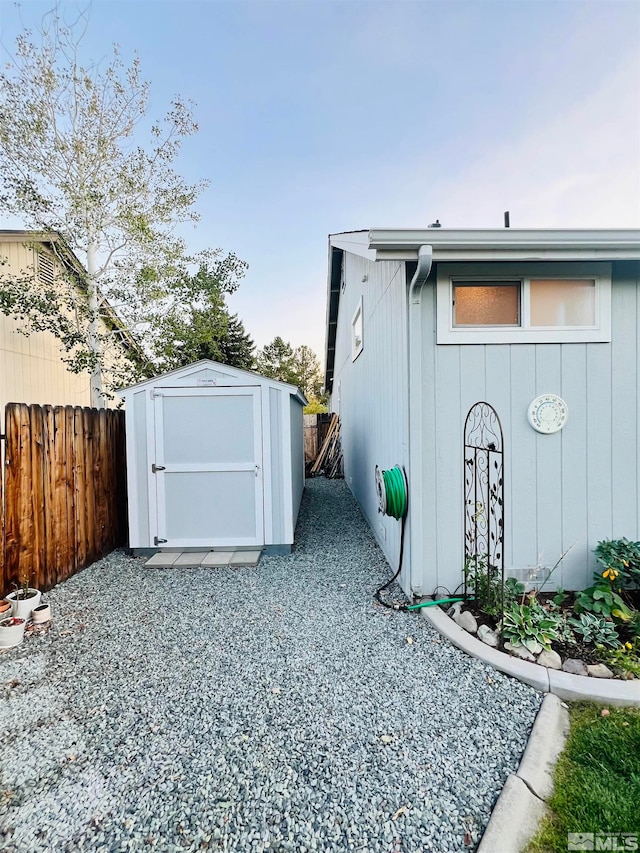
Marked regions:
[375,465,408,608]
[375,465,408,519]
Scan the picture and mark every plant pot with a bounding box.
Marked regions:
[0,600,12,619]
[0,617,26,648]
[5,588,41,621]
[32,603,51,624]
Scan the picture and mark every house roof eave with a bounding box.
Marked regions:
[368,228,640,260]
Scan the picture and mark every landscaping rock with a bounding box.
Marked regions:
[587,663,614,679]
[536,650,562,670]
[562,658,588,676]
[454,610,478,634]
[504,641,536,662]
[477,624,499,647]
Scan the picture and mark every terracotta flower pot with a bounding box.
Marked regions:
[0,617,26,648]
[0,600,11,618]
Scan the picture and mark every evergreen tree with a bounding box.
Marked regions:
[217,314,255,370]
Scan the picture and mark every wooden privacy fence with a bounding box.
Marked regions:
[1,403,127,595]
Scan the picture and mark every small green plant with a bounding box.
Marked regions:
[464,556,504,616]
[552,587,569,608]
[594,537,640,588]
[502,599,561,654]
[574,583,633,622]
[504,576,525,605]
[554,613,576,644]
[568,613,620,648]
[595,638,640,678]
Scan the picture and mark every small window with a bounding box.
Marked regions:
[351,297,363,361]
[437,262,611,344]
[453,281,520,326]
[529,279,595,327]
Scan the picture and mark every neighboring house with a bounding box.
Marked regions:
[324,228,640,598]
[0,231,139,414]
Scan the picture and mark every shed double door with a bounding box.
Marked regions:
[152,386,264,548]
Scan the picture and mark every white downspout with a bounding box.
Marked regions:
[407,245,433,597]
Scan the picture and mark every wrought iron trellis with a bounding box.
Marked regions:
[463,402,504,613]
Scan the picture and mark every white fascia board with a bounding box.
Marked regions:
[368,228,640,260]
[330,230,377,261]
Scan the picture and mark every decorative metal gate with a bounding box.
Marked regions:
[463,402,504,610]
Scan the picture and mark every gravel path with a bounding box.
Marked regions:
[0,478,541,852]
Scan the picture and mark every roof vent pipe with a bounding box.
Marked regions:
[504,211,510,228]
[407,245,433,597]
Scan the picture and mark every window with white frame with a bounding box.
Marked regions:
[437,262,611,344]
[351,297,364,361]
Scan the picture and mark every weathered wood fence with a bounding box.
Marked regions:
[1,403,127,595]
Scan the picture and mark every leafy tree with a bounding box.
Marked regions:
[303,397,328,415]
[150,263,254,373]
[0,8,219,405]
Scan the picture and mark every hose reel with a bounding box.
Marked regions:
[375,464,408,519]
[374,464,408,608]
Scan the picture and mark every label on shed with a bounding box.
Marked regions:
[197,378,217,386]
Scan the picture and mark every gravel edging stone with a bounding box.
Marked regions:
[422,601,640,707]
[477,694,570,853]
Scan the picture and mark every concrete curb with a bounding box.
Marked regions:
[422,604,640,707]
[477,693,570,853]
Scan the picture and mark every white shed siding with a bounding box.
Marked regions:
[330,251,409,573]
[131,389,150,548]
[417,261,640,596]
[268,386,284,545]
[290,394,304,528]
[122,361,305,551]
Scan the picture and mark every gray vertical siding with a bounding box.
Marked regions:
[418,261,640,596]
[330,252,409,574]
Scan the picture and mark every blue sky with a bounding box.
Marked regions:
[1,0,639,363]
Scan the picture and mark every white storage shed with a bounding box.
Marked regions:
[121,360,306,555]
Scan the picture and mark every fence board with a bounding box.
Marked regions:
[30,404,46,590]
[1,403,127,595]
[43,407,57,590]
[64,406,77,579]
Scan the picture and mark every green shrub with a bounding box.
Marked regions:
[574,584,633,622]
[594,537,640,588]
[502,600,560,654]
[568,613,620,647]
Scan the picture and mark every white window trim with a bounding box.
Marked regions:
[436,261,612,344]
[351,296,364,361]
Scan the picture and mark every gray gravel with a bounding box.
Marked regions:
[0,477,541,852]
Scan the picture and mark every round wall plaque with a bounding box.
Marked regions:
[527,394,568,434]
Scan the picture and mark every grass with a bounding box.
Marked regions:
[526,703,640,853]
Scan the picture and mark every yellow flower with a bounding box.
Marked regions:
[625,642,633,650]
[602,567,619,581]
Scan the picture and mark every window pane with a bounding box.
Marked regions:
[530,279,595,327]
[453,282,520,326]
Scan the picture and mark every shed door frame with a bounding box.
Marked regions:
[151,385,264,548]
